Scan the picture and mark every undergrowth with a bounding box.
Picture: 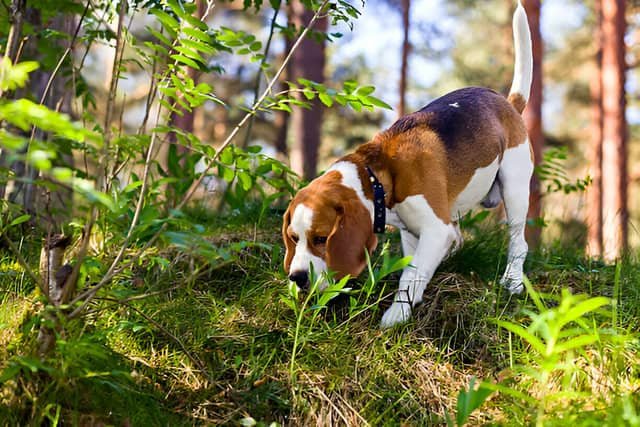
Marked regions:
[1,209,639,425]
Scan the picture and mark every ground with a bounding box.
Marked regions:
[0,209,639,425]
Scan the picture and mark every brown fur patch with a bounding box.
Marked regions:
[282,172,376,278]
[340,88,528,222]
[283,87,530,274]
[507,92,527,114]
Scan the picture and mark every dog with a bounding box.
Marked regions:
[282,2,533,328]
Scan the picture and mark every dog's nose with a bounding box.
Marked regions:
[289,271,309,289]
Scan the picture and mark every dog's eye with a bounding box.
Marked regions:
[290,234,299,243]
[313,236,327,245]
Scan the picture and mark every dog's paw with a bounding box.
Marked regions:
[380,302,412,328]
[500,274,524,295]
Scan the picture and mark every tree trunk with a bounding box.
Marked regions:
[6,11,76,226]
[521,0,543,247]
[398,0,411,117]
[289,2,327,181]
[601,0,627,261]
[586,0,604,258]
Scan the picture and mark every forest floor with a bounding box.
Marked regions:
[1,208,639,425]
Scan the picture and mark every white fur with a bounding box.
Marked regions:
[509,1,533,103]
[327,161,374,219]
[381,195,458,328]
[498,139,533,293]
[451,156,500,220]
[289,204,327,282]
[380,141,533,327]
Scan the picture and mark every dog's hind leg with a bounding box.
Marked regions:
[498,140,534,294]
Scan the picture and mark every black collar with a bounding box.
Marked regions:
[366,166,386,234]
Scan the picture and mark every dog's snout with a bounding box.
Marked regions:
[289,271,309,289]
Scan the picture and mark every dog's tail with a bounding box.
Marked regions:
[507,1,533,114]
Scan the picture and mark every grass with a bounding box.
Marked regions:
[1,208,639,425]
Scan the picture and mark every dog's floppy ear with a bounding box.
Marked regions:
[326,199,377,278]
[282,207,295,273]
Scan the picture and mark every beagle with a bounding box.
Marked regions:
[282,2,534,328]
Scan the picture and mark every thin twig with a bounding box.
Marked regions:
[242,3,281,148]
[61,0,128,305]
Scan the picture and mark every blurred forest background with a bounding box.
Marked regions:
[2,0,640,257]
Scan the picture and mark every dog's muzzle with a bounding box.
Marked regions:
[289,271,309,290]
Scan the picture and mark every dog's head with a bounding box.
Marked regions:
[282,171,377,290]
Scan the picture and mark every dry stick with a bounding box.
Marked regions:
[69,1,327,317]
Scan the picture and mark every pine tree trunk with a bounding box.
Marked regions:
[398,0,411,117]
[289,2,327,181]
[521,0,543,248]
[601,0,627,261]
[587,0,604,258]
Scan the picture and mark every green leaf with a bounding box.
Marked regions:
[318,92,333,107]
[559,297,610,328]
[238,171,253,191]
[151,10,179,37]
[9,214,31,227]
[52,167,73,182]
[0,129,27,150]
[388,256,413,274]
[170,54,201,69]
[553,335,599,354]
[364,95,392,110]
[456,377,494,427]
[180,37,215,55]
[355,85,375,96]
[219,147,234,165]
[496,320,547,355]
[146,26,173,47]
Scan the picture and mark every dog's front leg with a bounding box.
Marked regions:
[380,222,457,328]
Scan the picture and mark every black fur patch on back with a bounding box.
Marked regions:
[388,87,500,150]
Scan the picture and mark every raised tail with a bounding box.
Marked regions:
[507,1,533,114]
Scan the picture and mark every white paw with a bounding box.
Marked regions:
[380,302,412,328]
[500,274,524,294]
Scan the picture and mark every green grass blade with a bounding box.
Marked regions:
[496,320,547,355]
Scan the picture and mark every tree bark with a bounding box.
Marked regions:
[289,1,327,181]
[521,0,543,248]
[601,0,627,261]
[587,0,604,258]
[398,0,411,117]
